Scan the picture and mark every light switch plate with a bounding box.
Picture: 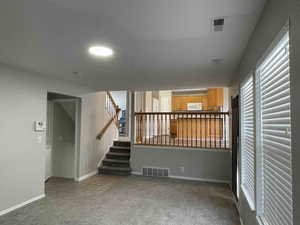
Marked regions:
[34,121,46,132]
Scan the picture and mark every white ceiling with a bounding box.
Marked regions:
[0,0,266,91]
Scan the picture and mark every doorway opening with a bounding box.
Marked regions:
[45,92,81,182]
[110,91,129,138]
[231,95,239,201]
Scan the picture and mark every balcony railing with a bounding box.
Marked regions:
[135,112,230,149]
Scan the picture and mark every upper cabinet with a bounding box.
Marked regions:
[171,88,224,111]
[172,95,208,111]
[207,88,224,111]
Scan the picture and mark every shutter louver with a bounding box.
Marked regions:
[241,75,255,208]
[257,33,293,225]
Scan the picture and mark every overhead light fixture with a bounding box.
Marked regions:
[88,46,114,57]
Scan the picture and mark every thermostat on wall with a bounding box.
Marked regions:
[34,121,46,132]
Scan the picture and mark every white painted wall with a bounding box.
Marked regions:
[110,91,127,110]
[79,92,118,174]
[0,63,117,214]
[134,92,145,112]
[159,91,172,112]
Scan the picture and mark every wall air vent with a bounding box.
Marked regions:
[212,18,225,32]
[142,167,169,177]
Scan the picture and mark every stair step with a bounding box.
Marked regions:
[113,141,131,147]
[103,158,130,167]
[101,166,131,172]
[98,166,131,176]
[103,158,129,164]
[106,152,130,160]
[110,146,130,153]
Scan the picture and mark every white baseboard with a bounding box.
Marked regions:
[0,194,45,217]
[240,218,244,225]
[169,175,230,184]
[131,171,229,184]
[75,170,97,182]
[131,171,142,176]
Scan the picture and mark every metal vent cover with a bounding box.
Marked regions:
[142,167,169,177]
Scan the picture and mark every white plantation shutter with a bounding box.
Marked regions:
[241,75,255,208]
[257,32,293,225]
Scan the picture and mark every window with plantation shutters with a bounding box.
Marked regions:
[241,75,255,209]
[256,32,293,225]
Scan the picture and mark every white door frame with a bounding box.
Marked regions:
[48,98,81,181]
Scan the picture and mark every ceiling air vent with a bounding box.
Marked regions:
[212,18,225,32]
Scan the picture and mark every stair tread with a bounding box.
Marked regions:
[103,158,129,164]
[100,166,131,172]
[113,141,131,147]
[111,146,130,150]
[107,152,130,156]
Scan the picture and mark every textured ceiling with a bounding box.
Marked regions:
[0,0,266,91]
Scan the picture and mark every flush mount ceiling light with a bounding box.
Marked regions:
[88,46,114,57]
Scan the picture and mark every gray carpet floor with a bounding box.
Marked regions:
[0,175,240,225]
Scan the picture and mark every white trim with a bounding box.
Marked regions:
[97,153,107,167]
[240,218,245,225]
[97,139,117,167]
[131,171,142,176]
[256,216,265,225]
[131,171,229,184]
[241,185,256,211]
[0,194,45,217]
[169,175,230,184]
[74,99,81,181]
[75,170,97,182]
[255,22,289,68]
[51,99,79,103]
[47,97,81,182]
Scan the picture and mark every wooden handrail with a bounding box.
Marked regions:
[97,108,120,140]
[97,91,121,140]
[107,91,118,110]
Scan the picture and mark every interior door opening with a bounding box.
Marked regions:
[231,95,239,201]
[45,92,81,182]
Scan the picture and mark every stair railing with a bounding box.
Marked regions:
[97,91,121,140]
[134,111,230,149]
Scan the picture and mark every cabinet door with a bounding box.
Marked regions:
[208,88,224,110]
[208,88,216,110]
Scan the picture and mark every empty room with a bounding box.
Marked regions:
[0,0,299,225]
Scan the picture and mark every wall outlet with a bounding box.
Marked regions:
[180,166,185,173]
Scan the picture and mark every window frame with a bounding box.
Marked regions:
[255,27,292,225]
[240,72,256,211]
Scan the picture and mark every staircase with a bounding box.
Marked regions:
[98,140,131,176]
